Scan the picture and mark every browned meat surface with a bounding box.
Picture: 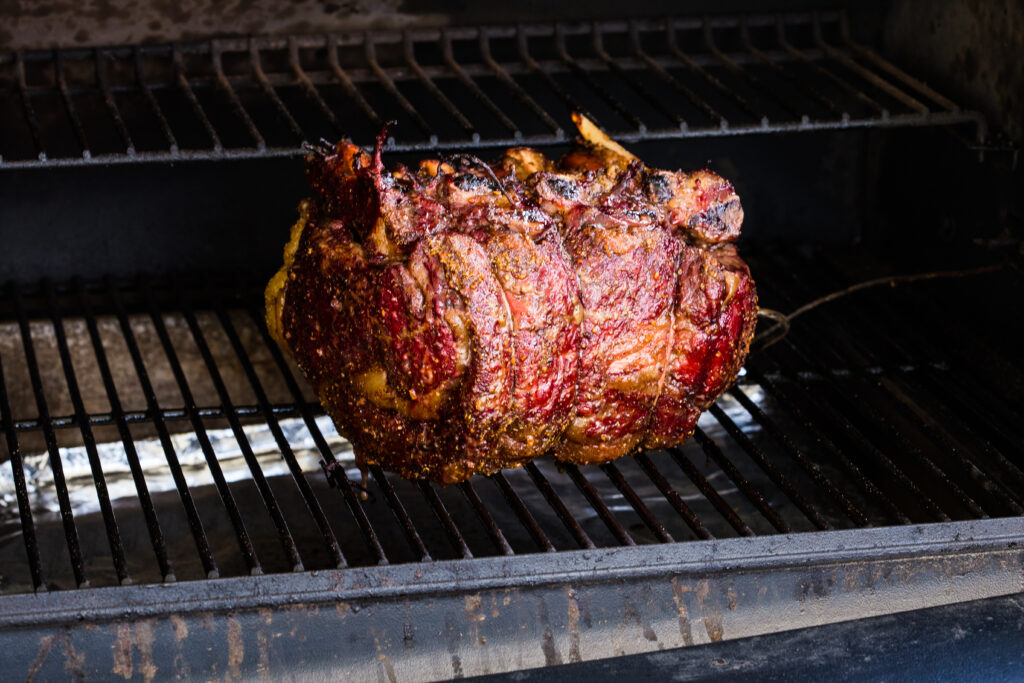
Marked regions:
[266,114,757,483]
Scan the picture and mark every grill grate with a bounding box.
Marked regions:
[0,11,986,169]
[1,252,1021,595]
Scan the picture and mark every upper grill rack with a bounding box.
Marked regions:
[1,251,1021,594]
[0,11,985,169]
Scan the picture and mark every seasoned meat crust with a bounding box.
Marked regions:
[266,114,757,483]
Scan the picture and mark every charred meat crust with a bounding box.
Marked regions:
[268,119,756,483]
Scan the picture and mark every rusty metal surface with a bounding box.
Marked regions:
[4,518,1023,680]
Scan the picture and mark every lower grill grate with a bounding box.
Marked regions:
[0,248,1022,594]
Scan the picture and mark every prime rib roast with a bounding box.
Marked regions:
[265,114,757,484]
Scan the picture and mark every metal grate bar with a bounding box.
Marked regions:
[666,19,765,124]
[738,19,843,118]
[94,49,136,155]
[599,462,673,543]
[459,480,514,555]
[370,466,432,561]
[739,367,910,524]
[43,280,131,584]
[563,464,635,546]
[172,282,302,571]
[490,472,556,552]
[555,24,645,131]
[326,35,383,130]
[628,21,724,125]
[11,402,319,432]
[693,427,790,532]
[708,404,831,530]
[591,23,686,128]
[13,52,46,160]
[9,282,89,587]
[75,278,173,580]
[212,295,349,566]
[780,256,1024,516]
[404,33,477,140]
[418,481,473,558]
[172,46,222,151]
[243,306,381,566]
[288,38,343,135]
[837,15,959,113]
[634,453,712,540]
[775,18,885,116]
[810,14,926,114]
[479,30,562,135]
[758,270,984,520]
[524,462,595,549]
[106,279,219,578]
[249,39,305,142]
[669,446,753,536]
[727,387,869,527]
[140,281,261,574]
[365,38,435,142]
[442,30,519,137]
[0,334,46,591]
[134,47,178,152]
[54,50,91,159]
[702,19,804,121]
[211,43,265,149]
[517,26,589,123]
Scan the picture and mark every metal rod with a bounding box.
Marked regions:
[172,45,222,151]
[54,50,92,159]
[665,18,764,125]
[708,403,831,530]
[11,401,320,432]
[43,280,131,584]
[211,42,265,149]
[669,446,754,536]
[404,32,477,139]
[249,38,305,141]
[727,386,869,527]
[517,24,588,122]
[633,453,712,540]
[554,23,645,131]
[441,29,519,136]
[0,332,46,591]
[490,471,556,552]
[479,29,562,135]
[133,46,178,152]
[9,282,89,587]
[563,464,635,546]
[459,480,514,555]
[288,38,343,136]
[738,18,842,118]
[211,294,350,567]
[171,280,301,572]
[592,22,686,128]
[810,12,927,114]
[418,481,473,559]
[94,49,136,155]
[599,462,673,542]
[627,21,723,125]
[364,37,435,142]
[326,35,383,129]
[243,306,381,566]
[14,51,47,160]
[774,17,885,116]
[524,462,595,549]
[75,278,174,580]
[106,278,219,578]
[692,427,790,533]
[370,466,432,561]
[139,279,261,574]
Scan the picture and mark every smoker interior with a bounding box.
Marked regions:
[0,10,1021,677]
